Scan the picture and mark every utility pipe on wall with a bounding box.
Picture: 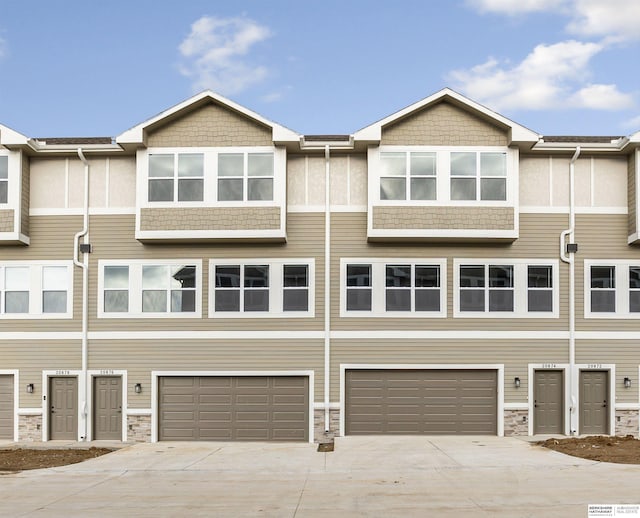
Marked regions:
[74,148,90,441]
[324,145,331,432]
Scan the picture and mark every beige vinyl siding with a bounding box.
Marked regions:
[332,212,569,331]
[0,215,81,331]
[576,340,640,404]
[575,214,640,331]
[331,339,568,402]
[629,152,637,237]
[21,153,29,237]
[0,340,80,408]
[90,339,324,405]
[88,213,325,331]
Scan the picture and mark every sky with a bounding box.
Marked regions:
[0,0,639,138]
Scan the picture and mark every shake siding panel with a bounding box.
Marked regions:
[90,340,324,404]
[331,212,569,331]
[331,340,568,401]
[88,213,325,331]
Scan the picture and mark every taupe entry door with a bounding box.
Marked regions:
[580,371,609,435]
[93,377,122,440]
[0,375,14,440]
[534,370,564,434]
[49,377,78,440]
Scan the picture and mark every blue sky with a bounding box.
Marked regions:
[0,0,638,138]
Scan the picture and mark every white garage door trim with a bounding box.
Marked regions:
[0,370,19,441]
[339,364,504,437]
[151,370,315,443]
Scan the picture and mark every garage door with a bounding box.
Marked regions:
[0,375,14,440]
[346,369,497,435]
[158,376,309,441]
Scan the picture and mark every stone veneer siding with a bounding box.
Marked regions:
[314,409,340,443]
[147,102,273,147]
[140,207,281,231]
[615,409,639,437]
[504,410,529,436]
[628,152,637,238]
[127,415,152,442]
[0,209,14,232]
[372,206,514,231]
[381,101,508,146]
[18,414,42,442]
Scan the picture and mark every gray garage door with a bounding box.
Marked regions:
[0,375,13,440]
[159,376,309,441]
[346,369,497,435]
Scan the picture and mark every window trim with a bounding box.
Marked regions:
[0,154,8,205]
[584,260,640,319]
[209,258,315,318]
[0,261,73,319]
[97,259,202,319]
[340,258,447,318]
[454,259,559,318]
[148,152,205,203]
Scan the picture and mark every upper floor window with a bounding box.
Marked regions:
[218,152,274,201]
[98,260,202,318]
[341,258,446,317]
[585,261,640,318]
[379,152,436,201]
[454,259,558,318]
[450,152,506,201]
[0,262,73,318]
[148,153,204,202]
[210,259,314,318]
[0,156,7,204]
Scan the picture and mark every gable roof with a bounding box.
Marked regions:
[353,88,540,145]
[0,123,30,147]
[116,91,300,147]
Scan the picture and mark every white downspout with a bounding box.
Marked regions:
[560,146,580,435]
[324,145,331,433]
[74,148,90,441]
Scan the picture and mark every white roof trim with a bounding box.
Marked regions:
[116,90,300,145]
[353,88,540,144]
[0,124,30,146]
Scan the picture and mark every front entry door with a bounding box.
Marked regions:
[49,377,78,440]
[534,370,564,434]
[580,371,609,434]
[93,377,122,440]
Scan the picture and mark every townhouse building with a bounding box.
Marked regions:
[0,88,639,443]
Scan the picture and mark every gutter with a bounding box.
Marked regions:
[74,148,90,441]
[559,146,580,435]
[324,145,331,433]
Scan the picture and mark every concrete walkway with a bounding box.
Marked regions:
[0,436,639,517]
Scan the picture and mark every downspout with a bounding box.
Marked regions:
[560,146,580,435]
[324,145,331,433]
[74,148,90,441]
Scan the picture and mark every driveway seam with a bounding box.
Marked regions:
[292,471,309,517]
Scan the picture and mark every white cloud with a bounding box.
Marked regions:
[178,16,272,95]
[448,40,633,112]
[567,0,640,42]
[467,0,568,15]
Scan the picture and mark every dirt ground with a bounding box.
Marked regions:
[0,448,114,472]
[538,435,640,464]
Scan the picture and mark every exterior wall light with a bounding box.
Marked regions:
[624,377,632,389]
[134,383,142,394]
[26,383,34,394]
[514,377,521,388]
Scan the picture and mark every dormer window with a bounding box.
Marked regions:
[450,151,506,201]
[379,152,436,201]
[218,152,274,202]
[0,156,7,204]
[148,153,204,202]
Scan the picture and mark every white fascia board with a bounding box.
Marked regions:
[116,90,300,145]
[0,124,30,146]
[353,88,540,144]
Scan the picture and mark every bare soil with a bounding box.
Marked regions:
[0,448,114,472]
[538,435,640,464]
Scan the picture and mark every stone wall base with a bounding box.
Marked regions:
[314,408,340,442]
[127,415,152,442]
[504,409,529,436]
[18,414,42,442]
[615,410,639,437]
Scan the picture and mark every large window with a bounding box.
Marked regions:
[584,261,640,318]
[0,156,7,204]
[379,152,436,201]
[148,153,204,202]
[0,262,72,318]
[455,259,557,317]
[450,151,506,201]
[98,260,201,318]
[210,259,314,317]
[218,152,274,201]
[341,259,446,317]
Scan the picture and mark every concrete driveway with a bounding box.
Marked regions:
[1,436,639,517]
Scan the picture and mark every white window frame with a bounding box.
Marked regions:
[209,258,315,318]
[97,259,202,319]
[0,261,73,319]
[147,152,205,203]
[371,145,515,206]
[340,258,447,318]
[453,258,559,318]
[378,151,437,201]
[584,260,640,319]
[140,146,284,209]
[0,154,8,205]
